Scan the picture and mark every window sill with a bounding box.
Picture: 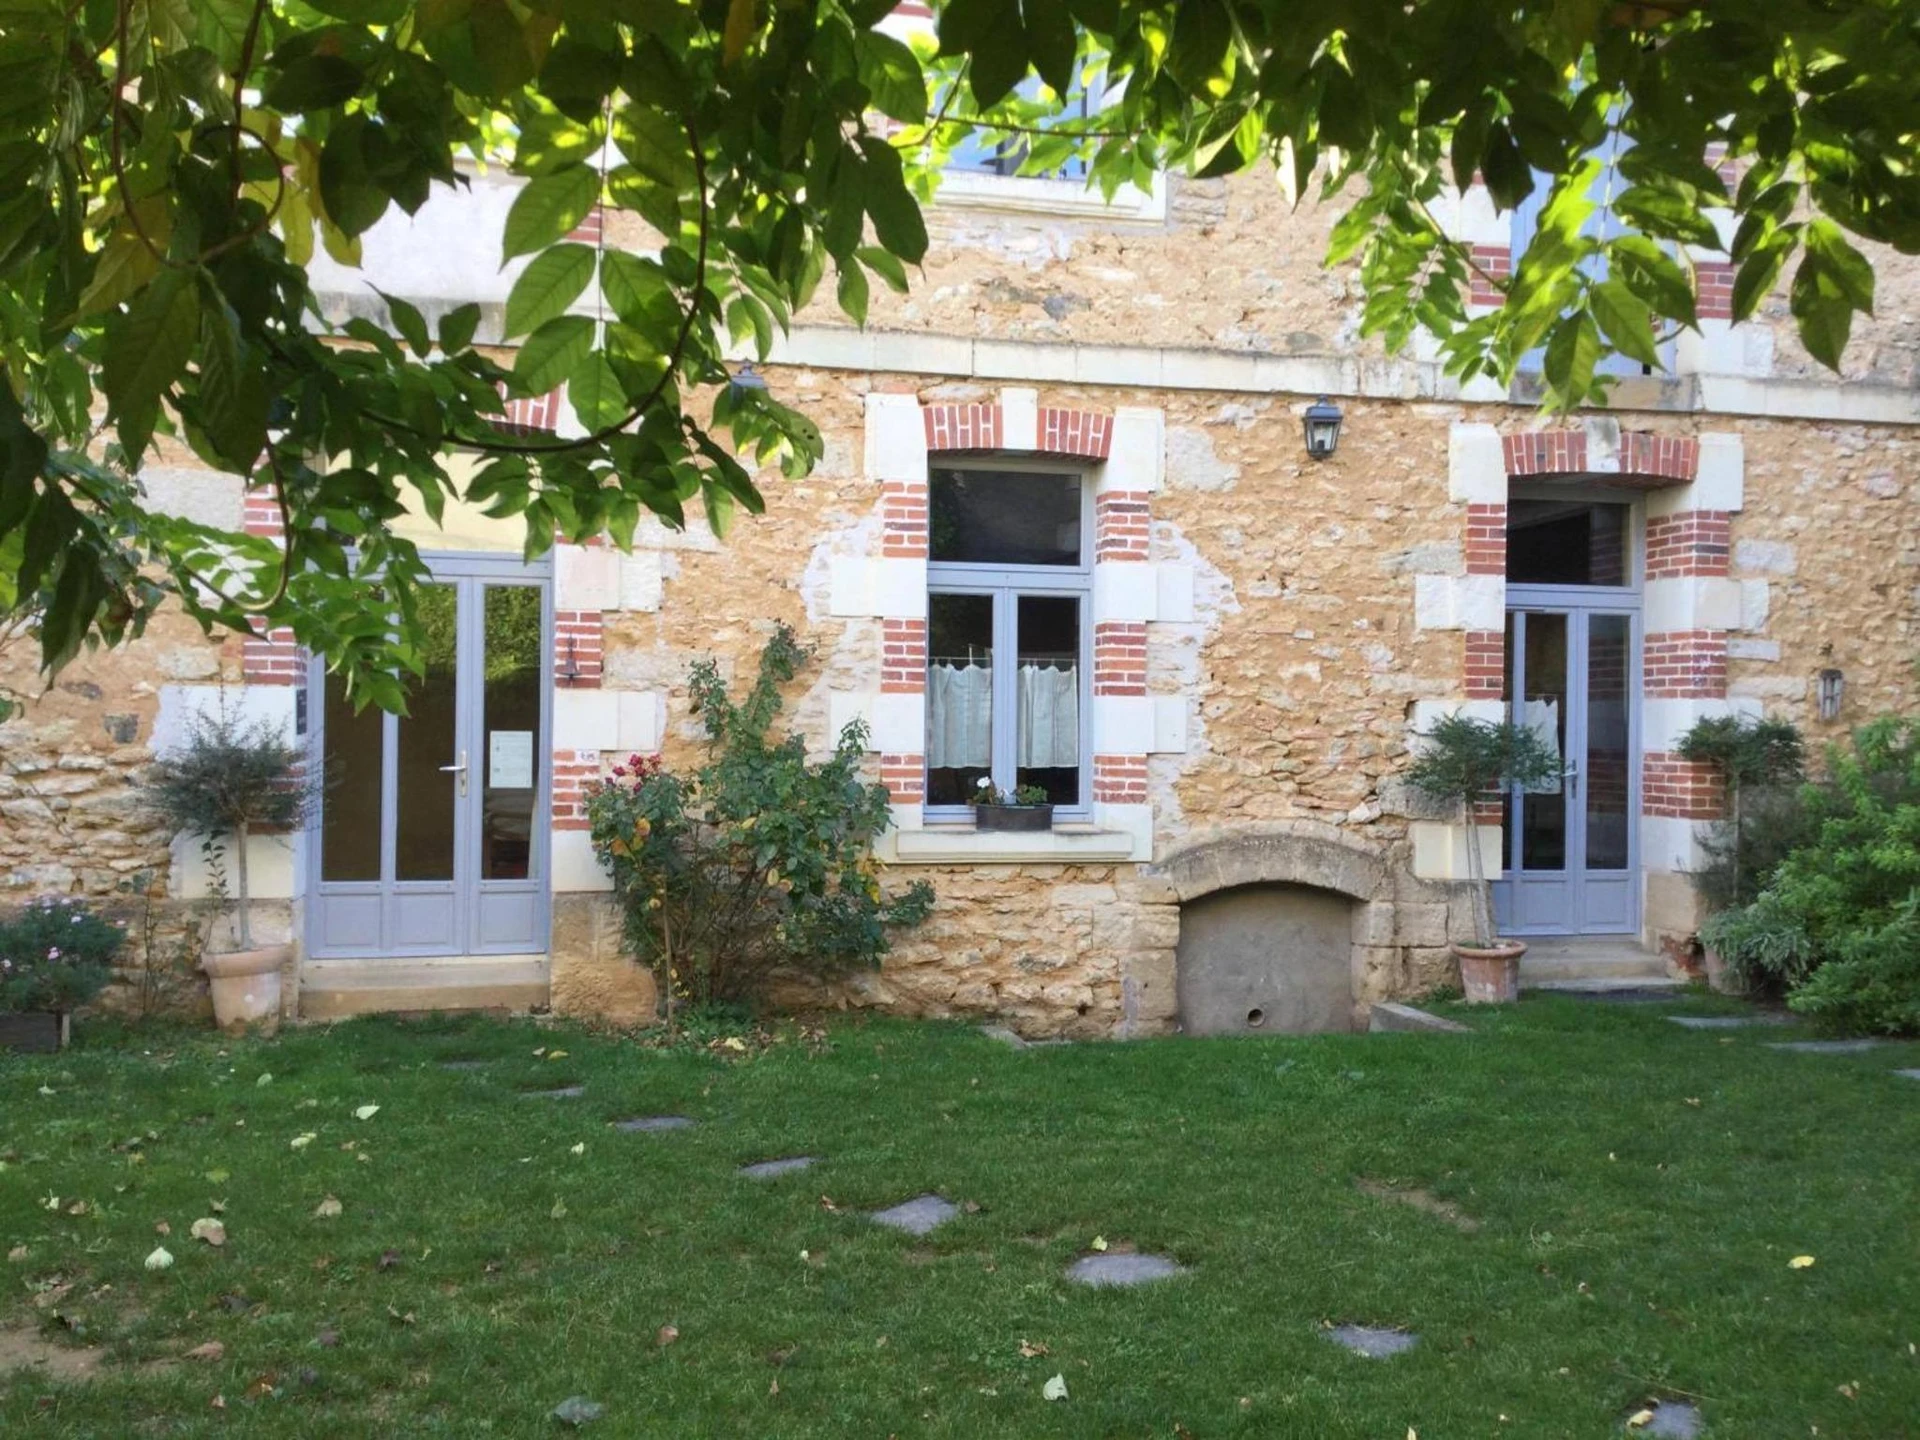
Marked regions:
[887,822,1145,866]
[930,169,1167,224]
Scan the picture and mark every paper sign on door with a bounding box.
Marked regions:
[489,730,534,789]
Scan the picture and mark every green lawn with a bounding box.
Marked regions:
[3,999,1918,1437]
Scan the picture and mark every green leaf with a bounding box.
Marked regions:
[945,0,1026,107]
[856,245,910,294]
[613,105,695,191]
[265,55,365,113]
[1609,236,1697,325]
[1166,0,1232,96]
[855,31,926,125]
[1590,278,1660,368]
[502,166,598,262]
[1024,0,1077,96]
[103,266,199,458]
[503,244,595,339]
[378,290,433,358]
[318,117,390,238]
[856,137,927,265]
[305,0,408,20]
[1789,251,1853,371]
[75,230,162,319]
[567,350,626,431]
[1541,311,1601,406]
[1732,231,1795,322]
[439,302,482,354]
[1804,219,1874,313]
[599,250,676,333]
[513,314,595,395]
[836,261,869,326]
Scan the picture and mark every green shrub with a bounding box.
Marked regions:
[1700,718,1920,1032]
[587,626,933,1013]
[0,896,122,1012]
[1676,714,1807,910]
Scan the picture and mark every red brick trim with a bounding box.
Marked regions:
[1644,629,1727,698]
[242,622,301,685]
[1644,510,1731,579]
[1465,630,1505,700]
[1695,261,1734,322]
[552,749,599,830]
[1092,754,1148,803]
[1467,244,1510,307]
[1092,621,1146,697]
[242,489,285,540]
[567,206,605,246]
[1643,751,1726,819]
[500,388,563,434]
[882,617,927,694]
[880,753,925,803]
[881,479,929,559]
[1502,430,1699,484]
[1465,502,1506,576]
[1095,491,1151,562]
[923,402,1001,453]
[1038,406,1114,460]
[555,610,604,688]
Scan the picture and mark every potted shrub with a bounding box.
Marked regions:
[1404,712,1561,1003]
[972,780,1054,832]
[141,705,313,1033]
[1675,714,1805,992]
[0,897,121,1051]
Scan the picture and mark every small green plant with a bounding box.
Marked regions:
[587,626,933,1017]
[1402,713,1562,948]
[0,896,122,1013]
[139,703,314,951]
[1676,714,1806,909]
[972,781,1050,807]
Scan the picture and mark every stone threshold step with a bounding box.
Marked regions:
[1522,977,1688,993]
[299,956,550,1020]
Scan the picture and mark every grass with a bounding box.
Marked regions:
[2,998,1918,1437]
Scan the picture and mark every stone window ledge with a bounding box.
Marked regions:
[888,823,1145,866]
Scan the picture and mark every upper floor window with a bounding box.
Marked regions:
[925,465,1091,817]
[945,74,1102,183]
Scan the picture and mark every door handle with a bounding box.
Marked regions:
[439,750,469,797]
[1562,760,1580,799]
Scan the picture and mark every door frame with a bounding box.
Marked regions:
[1494,585,1643,936]
[304,551,554,959]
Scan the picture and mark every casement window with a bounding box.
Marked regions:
[924,464,1093,820]
[945,74,1100,182]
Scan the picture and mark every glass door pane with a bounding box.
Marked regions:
[480,585,542,880]
[1015,594,1081,804]
[1518,612,1569,871]
[1584,613,1632,869]
[321,672,382,882]
[926,592,994,805]
[395,582,459,881]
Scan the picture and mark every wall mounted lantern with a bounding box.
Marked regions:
[1817,668,1844,722]
[1303,397,1343,460]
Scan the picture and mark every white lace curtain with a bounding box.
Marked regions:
[926,663,1079,771]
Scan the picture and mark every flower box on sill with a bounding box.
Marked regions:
[974,803,1055,833]
[0,1011,70,1054]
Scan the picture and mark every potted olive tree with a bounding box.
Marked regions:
[141,705,313,1033]
[1404,712,1561,1003]
[972,779,1054,832]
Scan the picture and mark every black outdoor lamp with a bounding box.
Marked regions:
[1302,396,1343,459]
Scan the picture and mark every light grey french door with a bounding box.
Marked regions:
[1492,603,1639,935]
[307,555,551,958]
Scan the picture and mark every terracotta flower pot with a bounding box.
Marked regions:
[1452,941,1527,1005]
[203,945,289,1034]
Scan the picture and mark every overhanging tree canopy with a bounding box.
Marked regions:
[2,0,1915,710]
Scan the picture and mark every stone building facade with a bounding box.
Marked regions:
[5,85,1919,1034]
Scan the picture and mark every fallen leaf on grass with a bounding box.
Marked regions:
[1018,1339,1049,1358]
[547,1050,569,1061]
[1684,1097,1702,1107]
[313,1197,342,1219]
[377,1250,403,1271]
[1838,1382,1859,1399]
[210,1394,225,1410]
[569,1143,585,1156]
[1625,1410,1656,1430]
[551,1396,604,1426]
[184,1341,225,1362]
[656,1325,678,1347]
[1042,1373,1069,1401]
[6,1245,27,1262]
[190,1218,226,1247]
[153,1220,171,1236]
[209,1199,226,1214]
[1089,1236,1108,1252]
[354,1105,380,1121]
[205,1169,229,1185]
[1789,1255,1817,1269]
[256,1074,272,1088]
[290,1133,316,1151]
[550,1198,568,1220]
[65,1199,89,1216]
[145,1246,174,1271]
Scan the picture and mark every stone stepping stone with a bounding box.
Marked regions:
[521,1085,585,1099]
[1065,1253,1187,1288]
[1624,1401,1703,1438]
[613,1115,696,1132]
[1666,1014,1789,1029]
[739,1156,817,1179]
[1765,1040,1882,1054]
[1895,1069,1920,1082]
[866,1194,960,1236]
[1324,1325,1417,1358]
